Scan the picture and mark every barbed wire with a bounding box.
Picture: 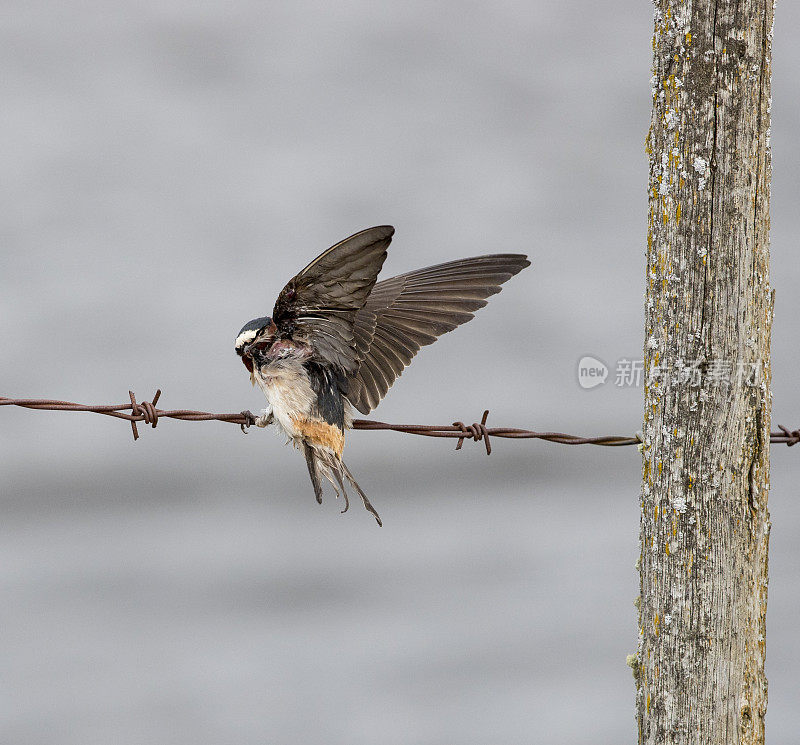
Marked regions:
[1,391,798,452]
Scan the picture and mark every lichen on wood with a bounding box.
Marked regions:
[637,1,774,744]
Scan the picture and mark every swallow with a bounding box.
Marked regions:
[235,226,529,525]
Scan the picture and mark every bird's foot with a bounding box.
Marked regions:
[239,408,273,433]
[255,407,274,428]
[240,410,257,433]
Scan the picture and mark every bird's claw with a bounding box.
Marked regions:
[239,408,274,434]
[240,410,258,433]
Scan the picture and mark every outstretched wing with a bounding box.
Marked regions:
[345,254,530,414]
[272,226,393,373]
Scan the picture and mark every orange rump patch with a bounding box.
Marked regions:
[291,416,345,457]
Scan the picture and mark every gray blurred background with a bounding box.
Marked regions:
[1,2,798,743]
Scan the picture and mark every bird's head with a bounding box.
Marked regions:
[235,316,278,378]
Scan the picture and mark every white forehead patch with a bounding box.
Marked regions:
[234,329,258,350]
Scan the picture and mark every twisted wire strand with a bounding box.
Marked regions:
[2,392,798,450]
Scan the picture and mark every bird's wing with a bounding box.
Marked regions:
[345,253,530,414]
[272,226,393,373]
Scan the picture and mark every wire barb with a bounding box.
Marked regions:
[127,389,162,441]
[775,425,800,447]
[453,410,492,454]
[0,392,798,452]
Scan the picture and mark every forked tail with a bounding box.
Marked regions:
[302,443,382,526]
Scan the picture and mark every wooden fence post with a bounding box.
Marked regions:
[637,1,774,743]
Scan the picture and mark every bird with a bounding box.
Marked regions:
[235,226,529,526]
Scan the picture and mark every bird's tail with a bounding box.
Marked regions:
[302,443,324,505]
[302,443,382,527]
[340,461,382,527]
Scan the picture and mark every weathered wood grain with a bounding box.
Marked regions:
[636,1,774,743]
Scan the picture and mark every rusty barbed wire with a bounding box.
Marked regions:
[2,391,798,450]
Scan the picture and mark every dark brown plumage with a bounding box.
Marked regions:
[271,226,392,374]
[346,251,531,413]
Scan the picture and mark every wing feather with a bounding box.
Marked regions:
[353,357,382,412]
[346,253,530,414]
[272,226,393,373]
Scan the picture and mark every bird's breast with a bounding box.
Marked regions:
[253,360,316,438]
